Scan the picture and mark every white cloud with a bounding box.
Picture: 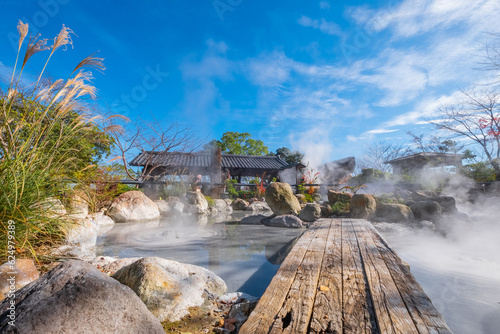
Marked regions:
[353,0,500,38]
[365,129,399,135]
[297,16,344,38]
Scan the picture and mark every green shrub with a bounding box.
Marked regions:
[459,162,497,182]
[0,21,113,262]
[204,195,215,208]
[331,198,350,216]
[224,179,238,199]
[304,193,314,203]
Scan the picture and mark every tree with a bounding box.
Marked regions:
[430,89,500,180]
[107,115,200,181]
[273,147,304,164]
[206,131,269,155]
[406,132,465,155]
[357,141,407,173]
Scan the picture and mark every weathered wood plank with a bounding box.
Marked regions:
[239,221,325,334]
[309,218,343,333]
[349,219,418,334]
[364,222,453,334]
[272,219,330,334]
[342,219,376,333]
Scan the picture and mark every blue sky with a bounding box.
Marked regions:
[1,0,500,167]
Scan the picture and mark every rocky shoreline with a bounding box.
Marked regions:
[0,182,470,333]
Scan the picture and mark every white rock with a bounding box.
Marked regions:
[113,257,227,322]
[65,218,98,249]
[107,191,160,222]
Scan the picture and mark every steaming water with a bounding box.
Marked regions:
[97,209,500,333]
[96,212,303,297]
[374,217,500,334]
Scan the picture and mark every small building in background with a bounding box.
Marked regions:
[384,152,465,175]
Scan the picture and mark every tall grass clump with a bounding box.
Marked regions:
[0,21,113,262]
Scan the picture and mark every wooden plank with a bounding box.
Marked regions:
[349,219,419,334]
[364,222,453,334]
[271,219,330,334]
[309,218,343,333]
[239,221,325,334]
[342,218,376,333]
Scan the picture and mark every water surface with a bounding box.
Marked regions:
[96,212,303,297]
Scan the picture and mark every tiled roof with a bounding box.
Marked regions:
[129,151,289,170]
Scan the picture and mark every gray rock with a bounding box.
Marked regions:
[232,198,249,210]
[107,191,160,222]
[410,200,442,222]
[0,260,164,334]
[239,214,267,225]
[376,203,414,223]
[262,215,304,228]
[245,201,272,213]
[430,196,457,213]
[265,182,301,215]
[321,203,333,218]
[299,203,322,222]
[113,257,227,322]
[411,190,436,201]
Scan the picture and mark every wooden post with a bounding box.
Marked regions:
[210,147,222,198]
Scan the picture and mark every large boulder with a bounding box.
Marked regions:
[0,259,39,300]
[430,196,457,213]
[321,202,333,218]
[214,199,233,213]
[376,203,414,223]
[64,218,98,249]
[232,198,249,211]
[299,203,322,222]
[113,257,227,322]
[106,191,160,222]
[350,194,376,219]
[239,214,267,225]
[410,200,442,222]
[0,260,164,334]
[262,215,304,228]
[265,182,301,215]
[245,201,272,213]
[185,191,209,214]
[327,190,353,205]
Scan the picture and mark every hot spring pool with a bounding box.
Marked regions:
[96,212,303,297]
[97,212,500,334]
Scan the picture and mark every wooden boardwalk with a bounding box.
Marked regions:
[240,218,452,334]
